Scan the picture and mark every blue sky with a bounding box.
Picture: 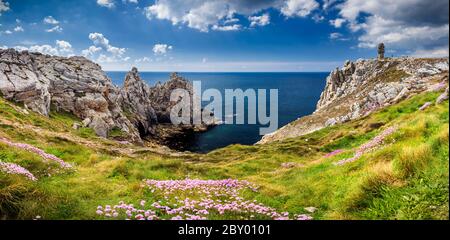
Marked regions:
[0,0,448,71]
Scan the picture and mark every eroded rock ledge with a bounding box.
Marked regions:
[0,49,210,145]
[258,57,449,144]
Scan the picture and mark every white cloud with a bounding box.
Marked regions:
[13,46,29,52]
[144,0,292,32]
[135,57,151,63]
[43,16,59,25]
[212,24,241,31]
[81,45,102,57]
[312,14,324,23]
[56,40,73,54]
[329,32,349,41]
[46,25,63,33]
[153,43,172,55]
[97,0,115,8]
[329,18,346,28]
[280,0,319,18]
[97,54,114,63]
[125,0,138,3]
[411,46,449,58]
[356,16,449,49]
[12,40,74,57]
[0,25,24,35]
[107,46,126,56]
[86,32,128,62]
[0,0,9,16]
[336,0,449,54]
[89,32,110,48]
[26,45,59,55]
[322,0,338,10]
[14,26,24,32]
[249,13,270,27]
[329,32,342,39]
[89,33,126,56]
[224,18,239,24]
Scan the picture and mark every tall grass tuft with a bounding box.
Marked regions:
[395,144,433,179]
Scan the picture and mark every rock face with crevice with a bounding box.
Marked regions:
[0,49,209,145]
[149,72,194,123]
[258,57,449,144]
[118,67,157,137]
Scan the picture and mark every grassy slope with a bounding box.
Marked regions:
[0,89,448,220]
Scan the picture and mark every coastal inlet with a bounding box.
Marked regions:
[107,71,327,152]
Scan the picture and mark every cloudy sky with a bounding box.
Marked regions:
[0,0,448,71]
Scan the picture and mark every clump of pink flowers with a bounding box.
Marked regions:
[0,137,72,169]
[96,179,313,220]
[324,149,344,158]
[334,126,397,166]
[0,161,37,181]
[429,81,447,92]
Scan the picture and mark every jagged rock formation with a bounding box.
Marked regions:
[0,49,209,145]
[149,72,193,123]
[118,67,157,137]
[258,57,449,144]
[0,49,140,141]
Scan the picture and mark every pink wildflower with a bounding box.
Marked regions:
[0,137,72,169]
[324,149,344,158]
[0,161,37,181]
[334,126,397,166]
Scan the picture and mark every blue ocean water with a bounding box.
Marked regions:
[107,72,327,152]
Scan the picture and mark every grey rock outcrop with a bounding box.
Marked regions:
[259,57,449,144]
[436,86,449,104]
[0,49,140,141]
[118,67,157,137]
[0,49,209,145]
[149,72,194,123]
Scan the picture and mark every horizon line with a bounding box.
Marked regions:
[104,70,332,73]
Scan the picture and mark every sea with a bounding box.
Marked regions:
[107,72,328,153]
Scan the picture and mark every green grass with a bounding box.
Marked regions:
[0,89,448,220]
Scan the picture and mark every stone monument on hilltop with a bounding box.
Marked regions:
[377,43,385,60]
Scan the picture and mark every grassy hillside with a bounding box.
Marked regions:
[0,88,448,220]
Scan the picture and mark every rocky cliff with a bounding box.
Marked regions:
[118,67,158,137]
[258,57,449,144]
[0,49,207,145]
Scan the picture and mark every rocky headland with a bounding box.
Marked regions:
[0,50,449,221]
[258,57,449,144]
[0,48,212,147]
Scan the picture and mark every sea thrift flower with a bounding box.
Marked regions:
[97,179,313,220]
[0,137,72,169]
[429,81,447,92]
[334,126,397,166]
[295,214,313,220]
[0,161,37,181]
[324,149,343,158]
